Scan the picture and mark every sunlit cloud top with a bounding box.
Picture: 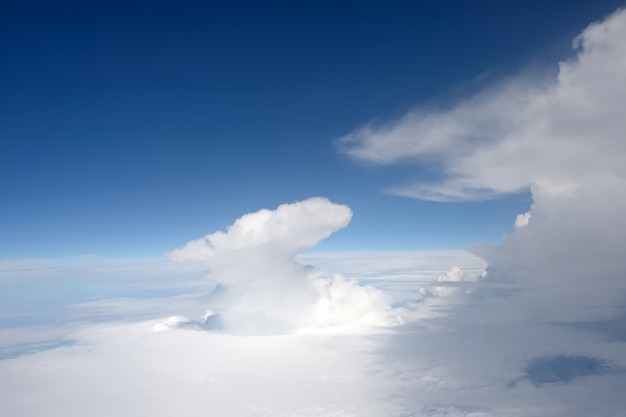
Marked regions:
[169,197,352,262]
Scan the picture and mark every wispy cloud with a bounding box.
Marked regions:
[338,9,626,203]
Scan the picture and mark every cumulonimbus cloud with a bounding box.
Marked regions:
[339,9,626,325]
[168,197,407,334]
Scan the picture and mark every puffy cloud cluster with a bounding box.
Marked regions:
[168,197,406,334]
[435,266,467,283]
[472,177,626,322]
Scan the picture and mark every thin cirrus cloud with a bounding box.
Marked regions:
[338,9,626,203]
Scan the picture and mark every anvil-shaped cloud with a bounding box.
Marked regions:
[168,197,405,333]
[169,197,352,261]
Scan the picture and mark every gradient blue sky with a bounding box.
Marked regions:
[2,0,623,258]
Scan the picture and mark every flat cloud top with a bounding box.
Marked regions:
[169,197,352,262]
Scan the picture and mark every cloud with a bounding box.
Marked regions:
[0,257,208,328]
[513,211,531,229]
[338,9,626,203]
[470,176,626,323]
[298,249,486,279]
[435,266,467,283]
[0,319,397,417]
[168,197,353,262]
[328,9,626,414]
[337,8,626,324]
[168,197,412,334]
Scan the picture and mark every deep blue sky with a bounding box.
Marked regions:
[1,0,623,258]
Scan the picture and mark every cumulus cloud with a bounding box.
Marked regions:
[427,266,469,297]
[470,179,626,323]
[168,197,409,334]
[435,266,467,283]
[513,211,531,229]
[338,9,626,203]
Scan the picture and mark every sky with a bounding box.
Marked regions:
[2,1,626,416]
[3,0,623,258]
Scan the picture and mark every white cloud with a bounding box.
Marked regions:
[338,9,626,203]
[472,177,626,322]
[168,197,353,262]
[0,320,391,417]
[435,266,466,283]
[168,197,414,334]
[513,211,531,229]
[338,8,626,324]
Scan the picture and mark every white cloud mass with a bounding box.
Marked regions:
[339,7,626,324]
[169,197,353,261]
[338,9,626,203]
[168,197,409,333]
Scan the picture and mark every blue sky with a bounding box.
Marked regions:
[1,0,624,258]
